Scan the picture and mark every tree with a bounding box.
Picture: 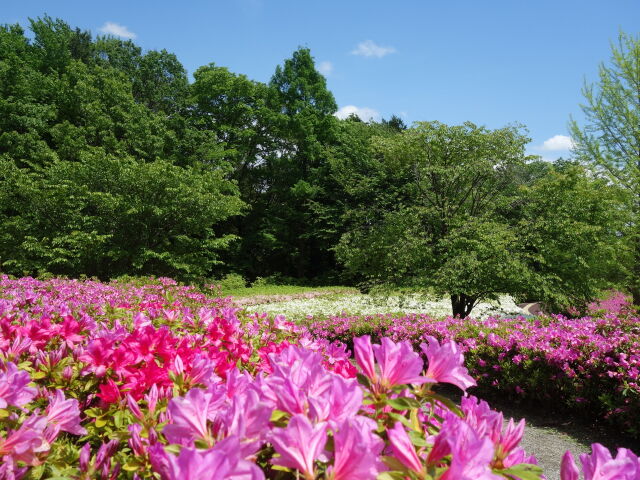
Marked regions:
[0,153,244,281]
[569,31,640,304]
[335,122,623,316]
[249,47,338,279]
[336,121,531,316]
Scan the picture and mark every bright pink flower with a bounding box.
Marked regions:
[0,361,37,408]
[97,378,121,404]
[578,443,639,480]
[354,336,377,382]
[45,390,87,436]
[0,414,49,466]
[328,417,386,480]
[560,451,580,480]
[387,422,423,474]
[430,415,501,480]
[270,414,327,479]
[374,338,426,389]
[420,336,476,391]
[354,336,425,390]
[163,388,214,446]
[497,418,525,458]
[150,437,264,480]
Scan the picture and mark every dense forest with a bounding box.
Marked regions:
[0,17,637,313]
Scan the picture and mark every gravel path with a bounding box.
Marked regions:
[518,419,590,480]
[489,399,639,480]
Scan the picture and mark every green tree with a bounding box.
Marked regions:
[569,31,640,304]
[335,122,622,316]
[0,153,244,280]
[247,47,339,279]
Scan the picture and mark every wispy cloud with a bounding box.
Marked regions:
[540,134,575,151]
[351,40,396,58]
[335,105,381,122]
[99,22,136,39]
[317,61,333,76]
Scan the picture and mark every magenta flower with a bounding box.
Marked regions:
[45,390,87,436]
[575,443,639,480]
[163,388,214,446]
[420,336,476,391]
[354,336,425,391]
[560,451,580,480]
[0,361,37,408]
[0,414,49,466]
[387,422,423,474]
[270,414,327,479]
[327,417,385,480]
[150,437,264,480]
[354,335,377,382]
[435,416,502,480]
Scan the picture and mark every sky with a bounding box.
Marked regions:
[3,0,639,160]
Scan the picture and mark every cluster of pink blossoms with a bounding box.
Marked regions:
[0,276,638,479]
[304,307,640,436]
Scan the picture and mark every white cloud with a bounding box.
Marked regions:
[351,40,396,58]
[540,134,575,151]
[335,105,381,122]
[99,22,136,39]
[317,61,333,76]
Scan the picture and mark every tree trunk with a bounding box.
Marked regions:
[632,233,640,307]
[451,293,476,318]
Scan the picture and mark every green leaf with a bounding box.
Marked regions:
[499,463,544,480]
[357,373,372,388]
[386,396,421,410]
[377,472,409,480]
[428,393,463,417]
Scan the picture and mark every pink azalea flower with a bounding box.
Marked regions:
[0,361,37,408]
[577,443,639,480]
[270,414,327,479]
[436,417,502,480]
[387,422,423,474]
[354,336,426,391]
[420,336,476,391]
[150,437,264,480]
[0,414,49,466]
[327,417,386,480]
[354,335,378,382]
[45,390,87,436]
[163,388,214,446]
[560,451,580,480]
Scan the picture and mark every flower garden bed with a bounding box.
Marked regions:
[0,276,638,479]
[302,311,640,440]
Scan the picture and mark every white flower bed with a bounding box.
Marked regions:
[244,293,525,319]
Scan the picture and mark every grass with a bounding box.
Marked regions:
[220,284,357,298]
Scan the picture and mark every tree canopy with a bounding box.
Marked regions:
[570,31,640,304]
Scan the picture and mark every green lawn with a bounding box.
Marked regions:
[220,284,356,298]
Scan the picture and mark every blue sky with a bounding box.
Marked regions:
[3,0,639,160]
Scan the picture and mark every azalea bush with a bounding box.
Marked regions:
[0,276,638,479]
[303,309,640,438]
